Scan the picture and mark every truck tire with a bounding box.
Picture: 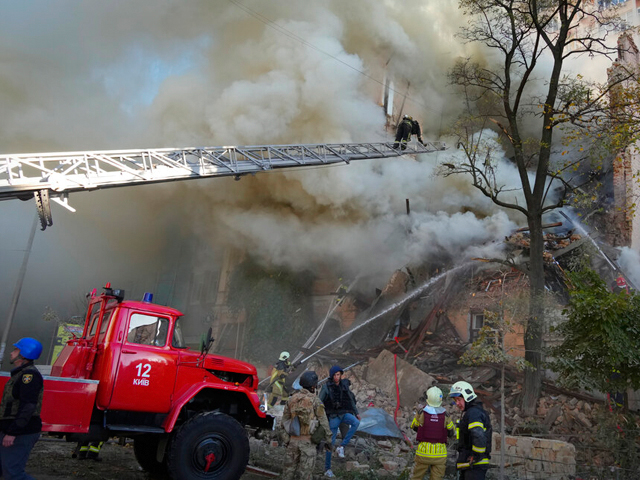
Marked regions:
[167,412,249,480]
[133,434,167,476]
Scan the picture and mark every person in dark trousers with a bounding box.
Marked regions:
[448,381,492,480]
[394,115,415,150]
[0,337,44,480]
[410,386,454,480]
[412,119,426,145]
[73,440,104,461]
[267,351,293,406]
[280,371,332,480]
[319,365,360,478]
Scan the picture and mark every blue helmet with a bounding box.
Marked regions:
[13,337,43,360]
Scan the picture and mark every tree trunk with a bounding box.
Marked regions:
[523,212,545,415]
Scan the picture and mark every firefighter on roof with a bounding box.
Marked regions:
[409,386,454,480]
[0,337,44,480]
[449,381,492,479]
[267,351,293,406]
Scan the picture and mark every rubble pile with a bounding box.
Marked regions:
[505,230,582,263]
[252,344,640,478]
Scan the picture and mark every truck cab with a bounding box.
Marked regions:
[42,284,273,479]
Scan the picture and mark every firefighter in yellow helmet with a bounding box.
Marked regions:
[409,386,454,480]
[267,351,293,406]
[449,381,492,479]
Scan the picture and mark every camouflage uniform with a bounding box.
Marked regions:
[281,388,332,480]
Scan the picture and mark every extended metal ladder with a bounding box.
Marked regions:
[0,141,445,229]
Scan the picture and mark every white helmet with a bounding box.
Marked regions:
[426,386,443,407]
[448,381,477,402]
[279,351,290,361]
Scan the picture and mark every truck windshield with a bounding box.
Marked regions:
[172,318,187,348]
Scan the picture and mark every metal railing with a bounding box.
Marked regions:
[0,141,445,201]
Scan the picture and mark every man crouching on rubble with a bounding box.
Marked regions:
[449,381,492,480]
[319,365,360,478]
[410,386,455,480]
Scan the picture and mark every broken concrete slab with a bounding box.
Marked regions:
[347,270,410,351]
[365,349,435,407]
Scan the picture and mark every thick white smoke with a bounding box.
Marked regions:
[0,1,577,351]
[185,137,527,280]
[617,247,640,289]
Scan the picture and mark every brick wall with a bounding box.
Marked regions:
[491,433,576,480]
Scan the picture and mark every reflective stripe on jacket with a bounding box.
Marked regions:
[456,399,492,469]
[411,408,454,458]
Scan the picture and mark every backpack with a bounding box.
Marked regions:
[286,392,324,443]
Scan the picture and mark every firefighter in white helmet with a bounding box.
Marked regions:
[448,381,492,479]
[409,386,454,480]
[267,351,293,406]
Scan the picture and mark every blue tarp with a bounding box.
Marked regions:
[356,407,404,438]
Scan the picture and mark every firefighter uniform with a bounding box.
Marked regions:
[394,116,414,150]
[0,341,44,480]
[456,399,492,478]
[267,353,292,406]
[74,440,104,460]
[412,119,425,145]
[410,387,454,480]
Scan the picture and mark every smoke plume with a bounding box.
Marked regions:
[0,1,571,358]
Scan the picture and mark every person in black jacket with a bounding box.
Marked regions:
[319,365,360,477]
[448,381,492,480]
[393,115,415,150]
[411,119,426,146]
[0,337,44,480]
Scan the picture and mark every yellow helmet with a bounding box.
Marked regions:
[426,386,443,407]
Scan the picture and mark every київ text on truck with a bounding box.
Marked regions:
[0,284,273,480]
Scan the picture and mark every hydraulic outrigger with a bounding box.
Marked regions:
[0,141,444,230]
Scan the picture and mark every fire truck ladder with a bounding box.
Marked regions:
[0,141,445,230]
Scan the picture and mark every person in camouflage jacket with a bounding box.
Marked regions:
[281,371,332,480]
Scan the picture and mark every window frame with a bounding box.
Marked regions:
[126,313,170,347]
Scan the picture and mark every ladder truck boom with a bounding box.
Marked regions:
[0,141,445,229]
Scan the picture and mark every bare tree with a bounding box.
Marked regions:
[446,0,639,414]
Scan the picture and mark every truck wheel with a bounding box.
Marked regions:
[133,434,167,476]
[167,412,249,480]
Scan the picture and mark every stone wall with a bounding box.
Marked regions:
[491,433,576,480]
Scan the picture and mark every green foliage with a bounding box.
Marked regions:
[594,409,640,479]
[226,258,314,362]
[548,269,640,395]
[460,309,531,371]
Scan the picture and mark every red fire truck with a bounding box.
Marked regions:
[1,284,273,480]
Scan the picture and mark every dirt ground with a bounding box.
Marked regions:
[26,437,266,480]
